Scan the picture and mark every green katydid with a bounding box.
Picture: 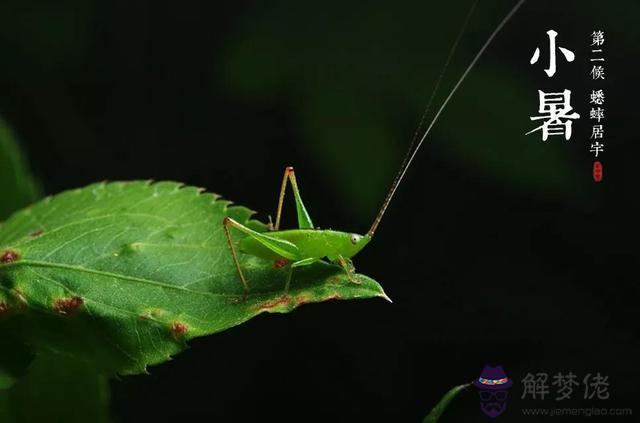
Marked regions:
[224,0,526,297]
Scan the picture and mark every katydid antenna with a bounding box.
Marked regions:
[368,0,526,237]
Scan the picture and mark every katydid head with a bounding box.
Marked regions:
[341,232,372,259]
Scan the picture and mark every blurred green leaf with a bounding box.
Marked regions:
[0,116,40,221]
[0,330,33,390]
[423,383,470,423]
[0,181,387,375]
[0,354,109,423]
[0,116,39,391]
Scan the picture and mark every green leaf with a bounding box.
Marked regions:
[0,116,40,389]
[0,354,109,423]
[0,181,387,375]
[0,116,40,221]
[423,383,470,423]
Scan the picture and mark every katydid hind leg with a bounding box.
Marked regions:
[223,217,250,296]
[274,166,314,230]
[223,217,301,297]
[224,217,300,260]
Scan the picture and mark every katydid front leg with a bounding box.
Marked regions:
[336,255,361,284]
[285,258,322,293]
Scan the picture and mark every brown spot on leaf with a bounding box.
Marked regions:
[0,250,19,264]
[170,321,188,337]
[0,302,9,315]
[293,294,312,306]
[254,292,343,313]
[273,258,289,268]
[29,229,44,238]
[252,294,291,312]
[54,296,84,314]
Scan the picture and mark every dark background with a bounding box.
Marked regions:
[1,0,638,421]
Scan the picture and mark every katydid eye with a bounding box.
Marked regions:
[350,234,360,244]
